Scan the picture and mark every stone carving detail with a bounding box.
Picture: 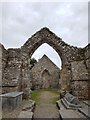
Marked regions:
[0,27,90,99]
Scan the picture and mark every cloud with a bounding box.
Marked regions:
[0,2,88,67]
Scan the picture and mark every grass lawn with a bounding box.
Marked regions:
[31,88,60,104]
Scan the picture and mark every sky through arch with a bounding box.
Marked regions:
[31,43,62,69]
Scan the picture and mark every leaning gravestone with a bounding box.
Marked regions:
[0,91,23,110]
[61,92,81,109]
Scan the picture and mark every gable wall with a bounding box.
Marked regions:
[31,56,60,89]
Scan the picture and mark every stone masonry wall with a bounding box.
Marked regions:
[0,44,8,94]
[1,46,32,98]
[70,44,90,99]
[2,48,21,93]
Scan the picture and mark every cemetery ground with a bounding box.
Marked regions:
[2,89,60,119]
[32,89,60,118]
[2,98,34,118]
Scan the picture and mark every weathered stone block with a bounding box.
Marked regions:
[71,81,88,99]
[71,60,88,80]
[0,91,23,110]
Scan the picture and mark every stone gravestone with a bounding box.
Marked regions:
[56,93,85,119]
[65,93,80,105]
[0,91,23,110]
[61,92,81,109]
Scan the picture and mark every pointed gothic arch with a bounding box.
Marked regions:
[21,27,81,93]
[21,27,70,67]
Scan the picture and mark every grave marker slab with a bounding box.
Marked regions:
[0,91,23,110]
[61,92,81,109]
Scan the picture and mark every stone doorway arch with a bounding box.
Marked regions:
[41,69,51,89]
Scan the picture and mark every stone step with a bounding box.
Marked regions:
[18,111,33,119]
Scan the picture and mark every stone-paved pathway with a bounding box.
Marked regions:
[33,90,60,119]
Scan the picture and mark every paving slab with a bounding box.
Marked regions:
[83,100,90,106]
[22,100,35,111]
[78,107,90,118]
[56,100,65,109]
[59,109,86,119]
[18,111,33,118]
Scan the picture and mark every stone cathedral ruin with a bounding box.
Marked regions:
[0,27,90,100]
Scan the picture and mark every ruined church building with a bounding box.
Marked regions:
[0,27,90,99]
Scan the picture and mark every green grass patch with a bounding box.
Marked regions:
[44,88,60,94]
[31,89,60,105]
[31,89,42,105]
[22,99,34,105]
[51,95,59,104]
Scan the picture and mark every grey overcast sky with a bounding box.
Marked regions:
[0,1,89,68]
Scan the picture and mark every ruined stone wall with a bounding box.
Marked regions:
[70,44,90,99]
[85,44,90,99]
[1,46,32,98]
[0,44,8,94]
[19,56,32,99]
[60,66,71,91]
[31,55,60,90]
[1,28,90,99]
[2,48,22,93]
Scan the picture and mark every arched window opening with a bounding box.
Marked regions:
[31,43,62,69]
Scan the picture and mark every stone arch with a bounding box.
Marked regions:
[21,27,69,67]
[21,27,78,92]
[20,27,88,99]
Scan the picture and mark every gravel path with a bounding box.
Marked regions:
[33,90,60,119]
